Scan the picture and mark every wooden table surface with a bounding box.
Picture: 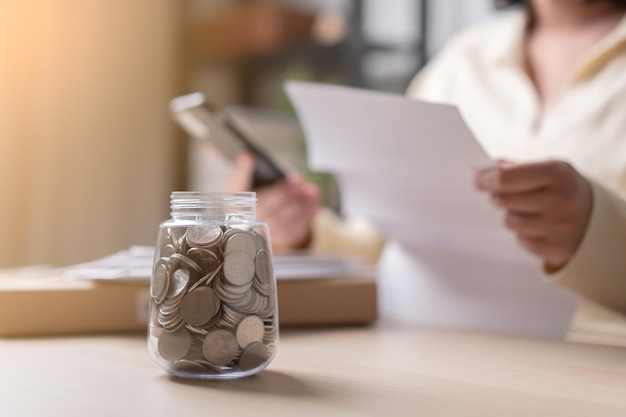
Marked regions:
[1,322,625,417]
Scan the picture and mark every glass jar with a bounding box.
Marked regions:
[148,192,278,379]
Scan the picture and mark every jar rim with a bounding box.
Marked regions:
[170,192,257,218]
[171,191,256,199]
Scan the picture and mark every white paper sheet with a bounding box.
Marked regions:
[62,246,367,281]
[285,81,579,337]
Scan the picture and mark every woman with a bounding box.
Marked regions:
[226,0,626,334]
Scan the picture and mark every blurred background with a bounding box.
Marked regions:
[0,0,504,268]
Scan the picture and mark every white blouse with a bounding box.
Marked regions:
[378,10,626,335]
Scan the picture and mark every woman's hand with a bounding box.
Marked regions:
[474,160,593,269]
[223,152,321,252]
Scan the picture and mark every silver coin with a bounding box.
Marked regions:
[216,275,252,298]
[151,259,171,303]
[188,263,222,293]
[186,225,223,248]
[233,291,257,314]
[252,292,267,314]
[223,305,245,321]
[158,302,180,316]
[263,328,276,344]
[202,329,239,366]
[160,243,176,258]
[157,326,191,361]
[236,315,265,348]
[177,236,189,254]
[168,227,188,253]
[173,359,207,373]
[157,308,183,332]
[261,296,275,318]
[254,249,272,286]
[166,268,190,300]
[223,251,255,287]
[203,309,222,330]
[184,324,209,335]
[253,276,271,298]
[162,292,185,309]
[224,232,257,258]
[170,253,203,275]
[238,342,269,370]
[223,227,245,240]
[186,247,221,274]
[217,305,245,328]
[180,287,221,327]
[253,231,268,251]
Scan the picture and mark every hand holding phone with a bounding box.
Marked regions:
[169,92,289,189]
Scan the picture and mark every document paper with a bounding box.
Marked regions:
[285,81,578,337]
[62,246,367,282]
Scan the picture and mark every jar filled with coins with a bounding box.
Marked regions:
[148,192,278,379]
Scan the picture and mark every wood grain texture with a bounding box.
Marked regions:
[1,322,625,416]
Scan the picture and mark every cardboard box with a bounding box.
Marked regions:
[278,275,377,327]
[0,274,377,337]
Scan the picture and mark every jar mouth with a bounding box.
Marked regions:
[170,192,257,219]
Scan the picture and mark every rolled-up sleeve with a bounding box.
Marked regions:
[551,179,626,314]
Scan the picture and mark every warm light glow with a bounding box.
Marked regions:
[0,1,183,267]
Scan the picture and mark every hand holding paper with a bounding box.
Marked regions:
[285,81,578,337]
[474,159,593,269]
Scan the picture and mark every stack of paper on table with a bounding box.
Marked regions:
[0,248,377,337]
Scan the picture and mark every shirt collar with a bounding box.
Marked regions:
[574,12,626,82]
[481,9,626,82]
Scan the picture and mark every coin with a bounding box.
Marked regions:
[188,263,222,293]
[253,276,271,297]
[238,342,269,370]
[157,326,192,361]
[170,253,203,276]
[160,243,176,258]
[180,287,221,327]
[253,232,267,251]
[223,251,255,286]
[224,232,257,258]
[236,315,265,348]
[184,324,209,335]
[202,329,239,366]
[167,227,188,253]
[157,305,183,332]
[255,249,272,285]
[217,304,245,329]
[186,225,223,248]
[186,247,221,274]
[166,268,190,300]
[216,274,252,298]
[173,359,207,373]
[151,258,171,303]
[223,227,245,241]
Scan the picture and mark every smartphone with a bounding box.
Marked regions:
[169,92,289,189]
